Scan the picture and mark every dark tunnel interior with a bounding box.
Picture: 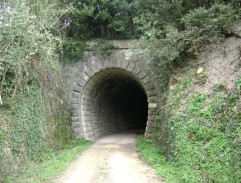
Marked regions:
[82,69,149,139]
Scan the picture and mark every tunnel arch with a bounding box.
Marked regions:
[71,59,158,141]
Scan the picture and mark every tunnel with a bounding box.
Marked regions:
[80,68,148,140]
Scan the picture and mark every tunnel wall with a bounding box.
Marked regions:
[64,48,158,141]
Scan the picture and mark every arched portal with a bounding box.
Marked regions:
[71,59,157,141]
[81,69,148,139]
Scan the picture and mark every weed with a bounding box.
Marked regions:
[235,76,241,91]
[144,64,241,182]
[0,129,3,143]
[137,136,200,183]
[4,140,92,183]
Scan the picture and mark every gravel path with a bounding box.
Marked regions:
[52,132,163,183]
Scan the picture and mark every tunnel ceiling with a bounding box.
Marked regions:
[71,59,158,141]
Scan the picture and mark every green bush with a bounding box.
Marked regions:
[165,69,241,182]
[0,0,72,179]
[62,39,86,63]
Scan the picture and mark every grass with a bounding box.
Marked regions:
[136,136,200,183]
[4,140,92,183]
[141,66,241,182]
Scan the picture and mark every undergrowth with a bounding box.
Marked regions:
[138,74,241,182]
[0,0,73,179]
[4,139,92,183]
[137,136,200,183]
[165,68,240,182]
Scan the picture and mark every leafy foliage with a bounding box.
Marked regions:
[62,38,86,63]
[4,140,92,183]
[134,1,240,63]
[135,3,241,181]
[0,0,72,179]
[137,136,200,182]
[65,0,135,39]
[0,0,62,98]
[165,68,241,182]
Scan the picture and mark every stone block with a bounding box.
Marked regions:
[71,116,79,122]
[144,133,153,141]
[71,108,79,116]
[127,62,135,72]
[73,127,82,135]
[116,59,122,68]
[147,89,157,97]
[142,77,151,85]
[124,50,132,60]
[72,104,79,110]
[109,59,117,68]
[73,85,82,93]
[138,71,147,80]
[148,96,158,103]
[115,50,125,59]
[147,114,156,121]
[84,67,94,77]
[82,72,90,81]
[103,60,109,68]
[83,126,92,132]
[148,103,158,109]
[145,82,155,90]
[121,60,129,69]
[133,65,141,75]
[96,61,104,71]
[72,122,80,128]
[148,108,157,114]
[91,64,100,74]
[72,91,80,98]
[71,98,80,105]
[147,120,157,127]
[76,79,86,87]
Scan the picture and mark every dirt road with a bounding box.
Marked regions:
[53,132,163,183]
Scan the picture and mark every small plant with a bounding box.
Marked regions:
[0,129,3,145]
[86,39,116,56]
[195,69,208,85]
[62,39,86,63]
[213,82,228,92]
[187,93,206,115]
[235,76,241,91]
[137,135,200,182]
[4,139,92,183]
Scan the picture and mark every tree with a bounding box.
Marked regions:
[66,0,135,39]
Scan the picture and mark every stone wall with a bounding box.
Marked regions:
[64,45,159,141]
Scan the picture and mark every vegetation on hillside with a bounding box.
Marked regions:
[138,68,241,182]
[0,0,240,182]
[0,0,73,180]
[132,1,241,182]
[5,140,92,183]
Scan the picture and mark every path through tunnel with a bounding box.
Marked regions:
[81,69,148,140]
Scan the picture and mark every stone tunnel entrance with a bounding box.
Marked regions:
[81,69,148,140]
[71,56,158,141]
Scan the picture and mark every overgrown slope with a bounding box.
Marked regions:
[138,37,241,183]
[167,36,241,182]
[0,0,72,180]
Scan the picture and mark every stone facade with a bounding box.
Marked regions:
[64,47,158,141]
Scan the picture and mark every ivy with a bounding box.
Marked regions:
[0,0,72,179]
[165,69,241,182]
